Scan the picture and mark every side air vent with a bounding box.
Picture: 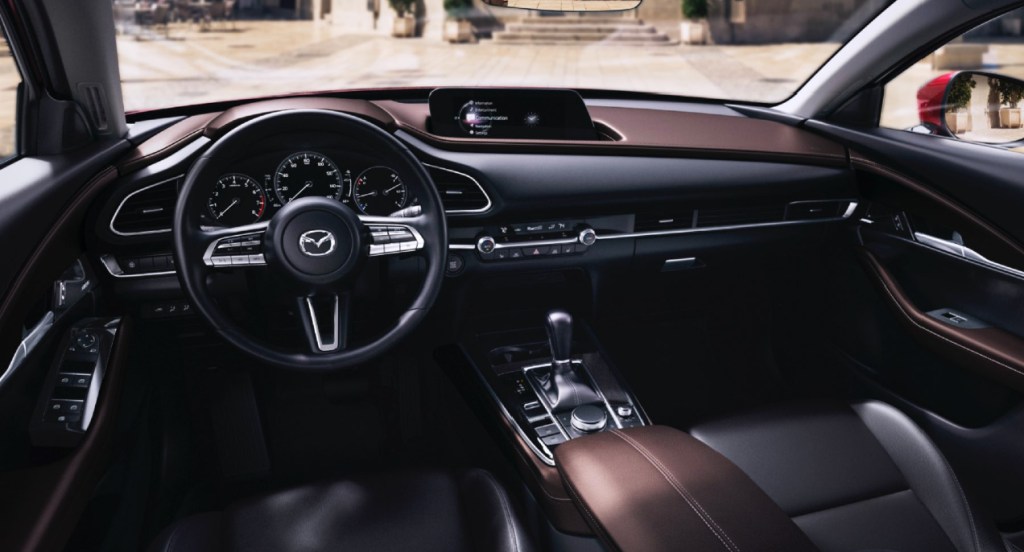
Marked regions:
[635,210,695,232]
[110,177,181,236]
[426,164,491,213]
[695,204,786,228]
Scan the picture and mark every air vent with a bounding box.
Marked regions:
[427,164,491,213]
[635,210,695,232]
[110,177,180,236]
[695,204,786,228]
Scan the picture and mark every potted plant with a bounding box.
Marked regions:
[680,0,708,45]
[390,0,416,38]
[443,0,473,43]
[944,73,975,134]
[994,77,1024,128]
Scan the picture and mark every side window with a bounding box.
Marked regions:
[0,27,19,161]
[881,9,1024,133]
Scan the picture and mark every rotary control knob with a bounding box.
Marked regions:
[570,404,608,433]
[578,228,597,247]
[476,235,496,254]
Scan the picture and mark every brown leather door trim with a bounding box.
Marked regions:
[860,249,1024,392]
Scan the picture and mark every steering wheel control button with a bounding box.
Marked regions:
[366,225,423,257]
[570,404,608,433]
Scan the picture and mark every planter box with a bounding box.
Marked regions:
[931,43,988,70]
[946,111,970,134]
[444,19,473,43]
[1000,107,1023,129]
[680,20,706,45]
[392,14,415,38]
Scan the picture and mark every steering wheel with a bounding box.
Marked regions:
[173,110,447,370]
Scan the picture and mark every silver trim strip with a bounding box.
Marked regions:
[1,311,53,393]
[305,295,340,352]
[108,175,181,237]
[423,163,493,214]
[449,244,476,251]
[100,254,177,279]
[914,232,1024,280]
[598,211,855,241]
[494,237,579,250]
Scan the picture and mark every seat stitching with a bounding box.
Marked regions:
[865,255,1024,378]
[609,430,739,552]
[479,471,519,552]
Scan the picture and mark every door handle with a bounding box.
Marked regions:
[914,232,1024,279]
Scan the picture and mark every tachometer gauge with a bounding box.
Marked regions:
[207,174,266,226]
[273,152,343,204]
[354,167,407,215]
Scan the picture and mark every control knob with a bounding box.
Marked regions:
[570,404,608,433]
[476,235,496,254]
[578,228,597,247]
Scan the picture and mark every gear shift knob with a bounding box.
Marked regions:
[545,310,573,364]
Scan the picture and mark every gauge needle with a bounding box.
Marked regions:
[383,184,403,195]
[357,191,377,199]
[290,183,312,201]
[218,198,239,218]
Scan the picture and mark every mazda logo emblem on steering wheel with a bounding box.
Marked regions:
[298,229,337,257]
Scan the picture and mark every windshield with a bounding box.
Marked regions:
[116,1,892,112]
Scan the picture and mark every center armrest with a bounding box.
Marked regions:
[554,426,819,552]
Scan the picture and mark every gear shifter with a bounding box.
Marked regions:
[537,310,600,411]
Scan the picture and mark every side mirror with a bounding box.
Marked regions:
[918,71,1024,144]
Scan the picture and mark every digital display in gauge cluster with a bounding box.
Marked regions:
[201,150,415,227]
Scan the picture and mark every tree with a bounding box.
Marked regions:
[682,0,708,19]
[945,73,975,113]
[389,0,415,17]
[993,77,1024,109]
[444,0,473,19]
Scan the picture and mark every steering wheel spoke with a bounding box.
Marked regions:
[200,222,270,268]
[298,292,350,354]
[359,214,428,258]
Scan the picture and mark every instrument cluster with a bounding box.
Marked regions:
[202,150,417,227]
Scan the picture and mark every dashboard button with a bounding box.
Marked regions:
[230,255,249,265]
[496,249,509,260]
[399,241,417,252]
[561,244,576,254]
[212,256,232,266]
[369,244,385,256]
[446,254,465,275]
[524,246,549,256]
[248,254,265,264]
[384,243,400,253]
[509,248,523,259]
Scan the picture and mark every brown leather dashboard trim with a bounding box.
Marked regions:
[203,97,396,138]
[374,100,848,166]
[116,113,219,174]
[0,318,134,552]
[554,426,819,552]
[860,249,1024,393]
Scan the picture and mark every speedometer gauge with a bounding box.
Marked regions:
[354,167,407,215]
[273,152,344,204]
[207,174,266,226]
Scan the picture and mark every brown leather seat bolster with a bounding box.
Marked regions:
[554,426,819,552]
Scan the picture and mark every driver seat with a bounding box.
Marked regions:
[148,469,534,552]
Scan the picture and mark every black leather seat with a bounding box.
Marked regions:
[148,469,534,552]
[690,401,1008,552]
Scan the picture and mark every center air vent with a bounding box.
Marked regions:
[110,176,180,236]
[426,164,491,213]
[635,210,695,232]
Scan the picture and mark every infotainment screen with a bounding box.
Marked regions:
[428,88,597,140]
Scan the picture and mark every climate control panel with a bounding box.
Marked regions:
[474,219,596,262]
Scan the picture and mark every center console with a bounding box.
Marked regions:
[444,309,649,534]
